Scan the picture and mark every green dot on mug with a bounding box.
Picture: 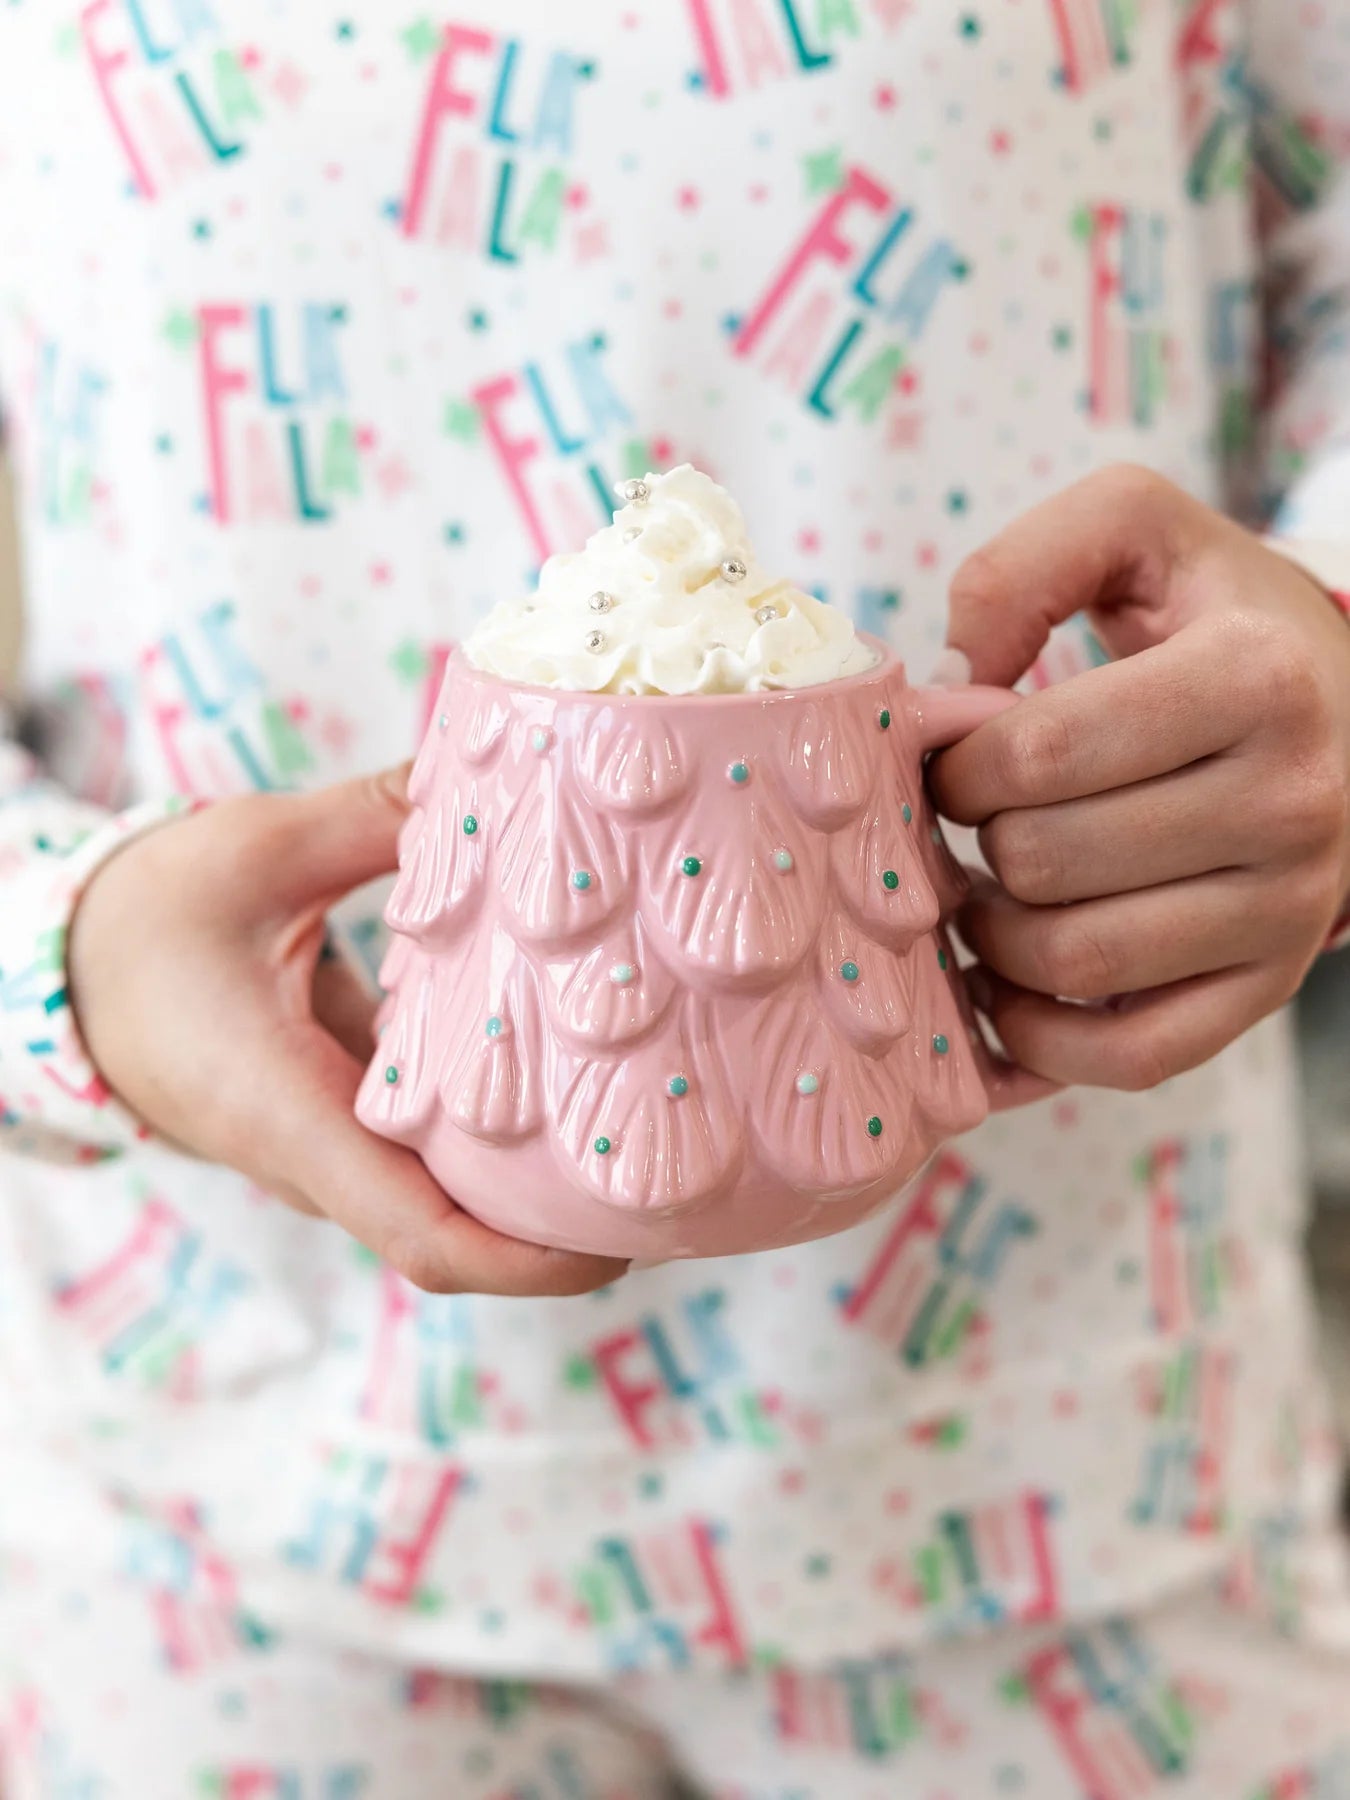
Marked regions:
[867,1115,883,1138]
[933,1034,950,1056]
[462,814,479,836]
[878,709,891,730]
[594,1135,612,1156]
[681,855,703,878]
[882,870,899,891]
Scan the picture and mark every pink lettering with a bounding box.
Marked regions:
[363,1466,460,1606]
[81,0,156,198]
[402,25,495,238]
[431,143,482,249]
[729,0,790,87]
[760,287,836,388]
[735,166,891,358]
[593,1330,662,1449]
[471,373,549,562]
[687,0,731,97]
[197,305,249,523]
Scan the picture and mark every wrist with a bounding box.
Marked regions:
[44,796,202,1150]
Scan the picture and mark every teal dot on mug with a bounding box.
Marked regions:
[729,761,750,785]
[774,849,794,872]
[840,961,860,983]
[594,1135,612,1155]
[796,1073,820,1097]
[878,709,891,730]
[867,1115,883,1138]
[902,803,913,824]
[610,963,636,986]
[668,1075,689,1098]
[883,870,899,891]
[933,1034,950,1055]
[438,714,449,732]
[462,814,478,836]
[572,869,593,891]
[485,1016,503,1038]
[384,1065,400,1085]
[682,855,703,878]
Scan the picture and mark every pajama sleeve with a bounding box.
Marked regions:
[1246,3,1350,945]
[0,698,189,1162]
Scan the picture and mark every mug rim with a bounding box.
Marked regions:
[451,631,905,709]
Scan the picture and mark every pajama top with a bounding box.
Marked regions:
[2,0,1350,1726]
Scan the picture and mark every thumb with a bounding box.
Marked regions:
[259,1021,627,1297]
[282,761,414,903]
[945,466,1209,687]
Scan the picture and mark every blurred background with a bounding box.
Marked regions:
[1,454,1346,1430]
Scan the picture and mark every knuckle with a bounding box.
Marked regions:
[203,794,290,880]
[1043,915,1118,998]
[1283,758,1350,852]
[949,544,1006,613]
[999,711,1077,804]
[1113,1026,1173,1093]
[1202,612,1270,707]
[386,1235,459,1296]
[524,1250,618,1299]
[1090,462,1176,519]
[253,800,312,869]
[984,815,1061,904]
[1254,629,1319,720]
[1285,857,1344,935]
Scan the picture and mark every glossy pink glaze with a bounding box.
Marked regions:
[357,642,1018,1259]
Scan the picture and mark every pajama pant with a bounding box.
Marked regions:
[3,1564,1350,1800]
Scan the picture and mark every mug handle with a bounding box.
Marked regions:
[911,681,1019,752]
[910,682,1060,1115]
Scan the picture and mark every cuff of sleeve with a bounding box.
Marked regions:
[0,796,200,1161]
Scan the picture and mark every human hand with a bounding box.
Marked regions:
[67,769,628,1295]
[931,465,1350,1090]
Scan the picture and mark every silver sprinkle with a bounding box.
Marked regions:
[755,604,778,626]
[588,590,615,613]
[585,629,607,653]
[721,556,748,583]
[623,527,643,544]
[621,478,650,505]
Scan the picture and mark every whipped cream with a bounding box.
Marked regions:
[463,465,879,696]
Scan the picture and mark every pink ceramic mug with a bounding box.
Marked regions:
[356,637,1043,1260]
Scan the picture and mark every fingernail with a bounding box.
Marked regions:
[966,966,994,1014]
[927,647,972,688]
